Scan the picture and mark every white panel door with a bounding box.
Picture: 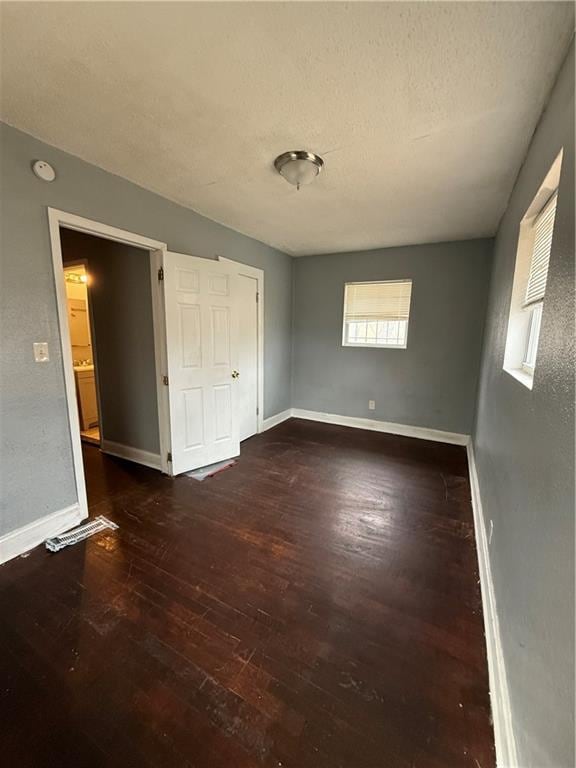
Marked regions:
[237,274,259,441]
[164,252,239,475]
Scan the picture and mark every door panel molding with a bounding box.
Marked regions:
[165,252,240,475]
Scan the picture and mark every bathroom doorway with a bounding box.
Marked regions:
[63,261,101,445]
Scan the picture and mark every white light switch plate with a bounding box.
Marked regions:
[368,400,376,410]
[33,342,49,362]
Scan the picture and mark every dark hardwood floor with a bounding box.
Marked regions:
[1,419,495,768]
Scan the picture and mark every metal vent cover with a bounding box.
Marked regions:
[45,516,118,553]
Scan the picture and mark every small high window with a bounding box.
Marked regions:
[342,280,412,349]
[503,151,562,388]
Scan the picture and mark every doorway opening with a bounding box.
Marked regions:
[63,261,100,445]
[58,225,168,511]
[49,208,170,521]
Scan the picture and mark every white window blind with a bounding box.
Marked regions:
[344,280,412,322]
[342,280,412,348]
[524,193,557,306]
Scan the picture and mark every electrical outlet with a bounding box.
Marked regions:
[33,342,49,362]
[368,400,375,410]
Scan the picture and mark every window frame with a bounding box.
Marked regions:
[341,279,412,350]
[502,150,562,390]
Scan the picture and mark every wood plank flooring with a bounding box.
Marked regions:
[0,419,495,767]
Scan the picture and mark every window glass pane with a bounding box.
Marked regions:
[344,318,409,346]
[523,303,543,369]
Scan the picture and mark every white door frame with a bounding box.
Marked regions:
[218,256,264,434]
[47,207,171,522]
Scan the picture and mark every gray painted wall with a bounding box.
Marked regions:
[0,123,292,537]
[61,229,160,454]
[473,42,574,768]
[292,239,492,435]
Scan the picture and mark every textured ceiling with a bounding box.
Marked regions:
[1,2,574,256]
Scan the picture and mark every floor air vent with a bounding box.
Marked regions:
[45,516,118,553]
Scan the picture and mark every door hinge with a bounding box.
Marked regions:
[158,266,164,281]
[167,452,172,463]
[256,406,259,415]
[162,375,169,385]
[256,291,259,303]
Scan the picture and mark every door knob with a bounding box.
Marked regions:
[232,370,240,379]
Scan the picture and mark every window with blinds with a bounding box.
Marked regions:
[503,150,562,388]
[524,192,557,307]
[342,280,412,348]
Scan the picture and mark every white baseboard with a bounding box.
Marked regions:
[100,439,162,470]
[261,409,293,432]
[291,408,470,446]
[0,503,85,564]
[467,444,518,768]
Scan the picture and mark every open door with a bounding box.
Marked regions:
[164,252,240,475]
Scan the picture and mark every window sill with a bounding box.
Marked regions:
[342,343,407,349]
[504,366,534,390]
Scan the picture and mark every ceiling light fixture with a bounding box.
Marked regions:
[64,271,89,285]
[274,150,324,191]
